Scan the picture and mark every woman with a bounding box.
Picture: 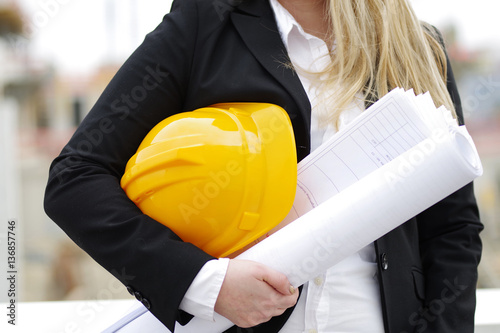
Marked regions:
[44,0,483,332]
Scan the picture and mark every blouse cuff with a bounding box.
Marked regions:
[178,258,230,321]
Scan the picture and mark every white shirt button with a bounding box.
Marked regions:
[308,329,318,333]
[314,277,323,286]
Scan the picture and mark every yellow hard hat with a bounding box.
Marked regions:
[120,103,297,258]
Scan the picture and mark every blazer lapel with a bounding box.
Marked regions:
[230,0,311,130]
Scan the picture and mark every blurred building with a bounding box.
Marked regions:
[442,25,500,288]
[1,0,131,303]
[0,0,27,303]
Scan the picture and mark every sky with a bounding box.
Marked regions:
[13,0,500,75]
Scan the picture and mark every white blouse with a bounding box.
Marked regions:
[269,0,385,332]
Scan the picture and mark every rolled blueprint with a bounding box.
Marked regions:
[174,125,482,332]
[238,127,481,286]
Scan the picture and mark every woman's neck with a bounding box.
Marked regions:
[278,0,332,47]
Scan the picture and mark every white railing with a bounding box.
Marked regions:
[1,289,499,332]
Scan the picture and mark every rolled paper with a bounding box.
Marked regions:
[238,127,482,286]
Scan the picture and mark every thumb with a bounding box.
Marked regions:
[261,268,295,296]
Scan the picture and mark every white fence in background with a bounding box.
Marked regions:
[0,288,498,332]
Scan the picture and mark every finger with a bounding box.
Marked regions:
[258,280,298,310]
[275,286,299,309]
[260,268,294,296]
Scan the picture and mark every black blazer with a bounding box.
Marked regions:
[44,0,483,332]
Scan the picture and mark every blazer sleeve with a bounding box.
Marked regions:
[415,39,484,332]
[43,0,213,331]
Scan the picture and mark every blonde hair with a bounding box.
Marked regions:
[319,0,455,127]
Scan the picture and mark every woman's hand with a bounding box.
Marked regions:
[214,259,298,328]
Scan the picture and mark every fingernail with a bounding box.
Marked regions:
[289,285,295,294]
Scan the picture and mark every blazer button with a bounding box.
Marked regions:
[134,292,143,302]
[141,298,151,310]
[380,253,389,271]
[126,286,135,296]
